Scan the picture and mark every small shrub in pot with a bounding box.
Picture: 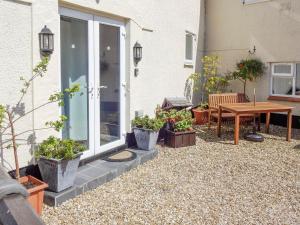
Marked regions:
[192,103,209,125]
[35,136,86,192]
[132,116,164,150]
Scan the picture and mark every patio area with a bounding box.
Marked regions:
[42,125,300,225]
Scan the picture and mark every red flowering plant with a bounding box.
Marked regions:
[156,109,194,132]
[239,63,244,69]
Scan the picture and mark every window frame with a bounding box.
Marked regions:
[271,63,294,77]
[270,62,299,98]
[242,0,270,5]
[184,32,194,65]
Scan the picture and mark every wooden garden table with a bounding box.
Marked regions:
[217,102,293,145]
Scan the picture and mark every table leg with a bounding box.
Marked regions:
[265,112,270,134]
[287,110,292,141]
[217,107,222,137]
[234,114,240,145]
[257,113,261,131]
[208,109,211,129]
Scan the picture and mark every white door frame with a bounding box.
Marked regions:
[59,7,126,158]
[93,16,126,155]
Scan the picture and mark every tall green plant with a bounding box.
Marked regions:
[189,55,230,104]
[0,57,80,180]
[230,58,265,95]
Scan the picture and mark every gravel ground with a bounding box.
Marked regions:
[42,125,300,225]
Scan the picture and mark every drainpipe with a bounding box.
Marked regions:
[0,166,44,225]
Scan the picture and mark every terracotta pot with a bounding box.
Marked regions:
[192,108,209,125]
[19,175,48,215]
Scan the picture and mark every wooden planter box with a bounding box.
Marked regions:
[165,130,196,148]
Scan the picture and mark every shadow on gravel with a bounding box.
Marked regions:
[194,124,300,145]
[293,144,300,150]
[194,127,237,145]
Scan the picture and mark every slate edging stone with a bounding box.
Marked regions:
[44,148,158,206]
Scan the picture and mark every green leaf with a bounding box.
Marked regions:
[35,136,86,160]
[45,115,68,132]
[132,115,164,131]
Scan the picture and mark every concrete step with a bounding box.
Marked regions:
[44,148,158,207]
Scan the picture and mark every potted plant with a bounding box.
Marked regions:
[0,57,80,214]
[192,103,209,125]
[132,115,164,150]
[158,109,196,148]
[35,136,85,192]
[189,55,230,125]
[19,175,48,215]
[229,58,265,95]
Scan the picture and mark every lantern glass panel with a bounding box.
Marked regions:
[49,35,53,50]
[43,35,49,49]
[135,48,138,58]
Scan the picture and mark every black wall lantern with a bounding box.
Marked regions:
[39,25,54,55]
[133,42,142,65]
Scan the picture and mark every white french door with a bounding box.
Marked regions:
[60,8,126,159]
[93,16,126,155]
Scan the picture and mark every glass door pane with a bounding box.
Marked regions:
[61,16,89,147]
[99,24,121,146]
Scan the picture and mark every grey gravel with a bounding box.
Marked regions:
[42,125,300,225]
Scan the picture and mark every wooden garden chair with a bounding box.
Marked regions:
[208,93,260,129]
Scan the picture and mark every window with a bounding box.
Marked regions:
[185,32,194,63]
[271,63,300,97]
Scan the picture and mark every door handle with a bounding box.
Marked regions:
[84,85,94,96]
[97,85,108,97]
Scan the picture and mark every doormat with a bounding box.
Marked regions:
[104,150,137,162]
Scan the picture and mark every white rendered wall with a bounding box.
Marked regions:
[0,0,33,170]
[0,0,204,168]
[205,0,300,116]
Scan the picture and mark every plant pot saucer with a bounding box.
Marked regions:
[244,132,264,142]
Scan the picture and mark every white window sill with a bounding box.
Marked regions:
[184,61,194,67]
[243,0,270,5]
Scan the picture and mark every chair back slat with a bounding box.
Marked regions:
[237,93,249,103]
[208,93,247,108]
